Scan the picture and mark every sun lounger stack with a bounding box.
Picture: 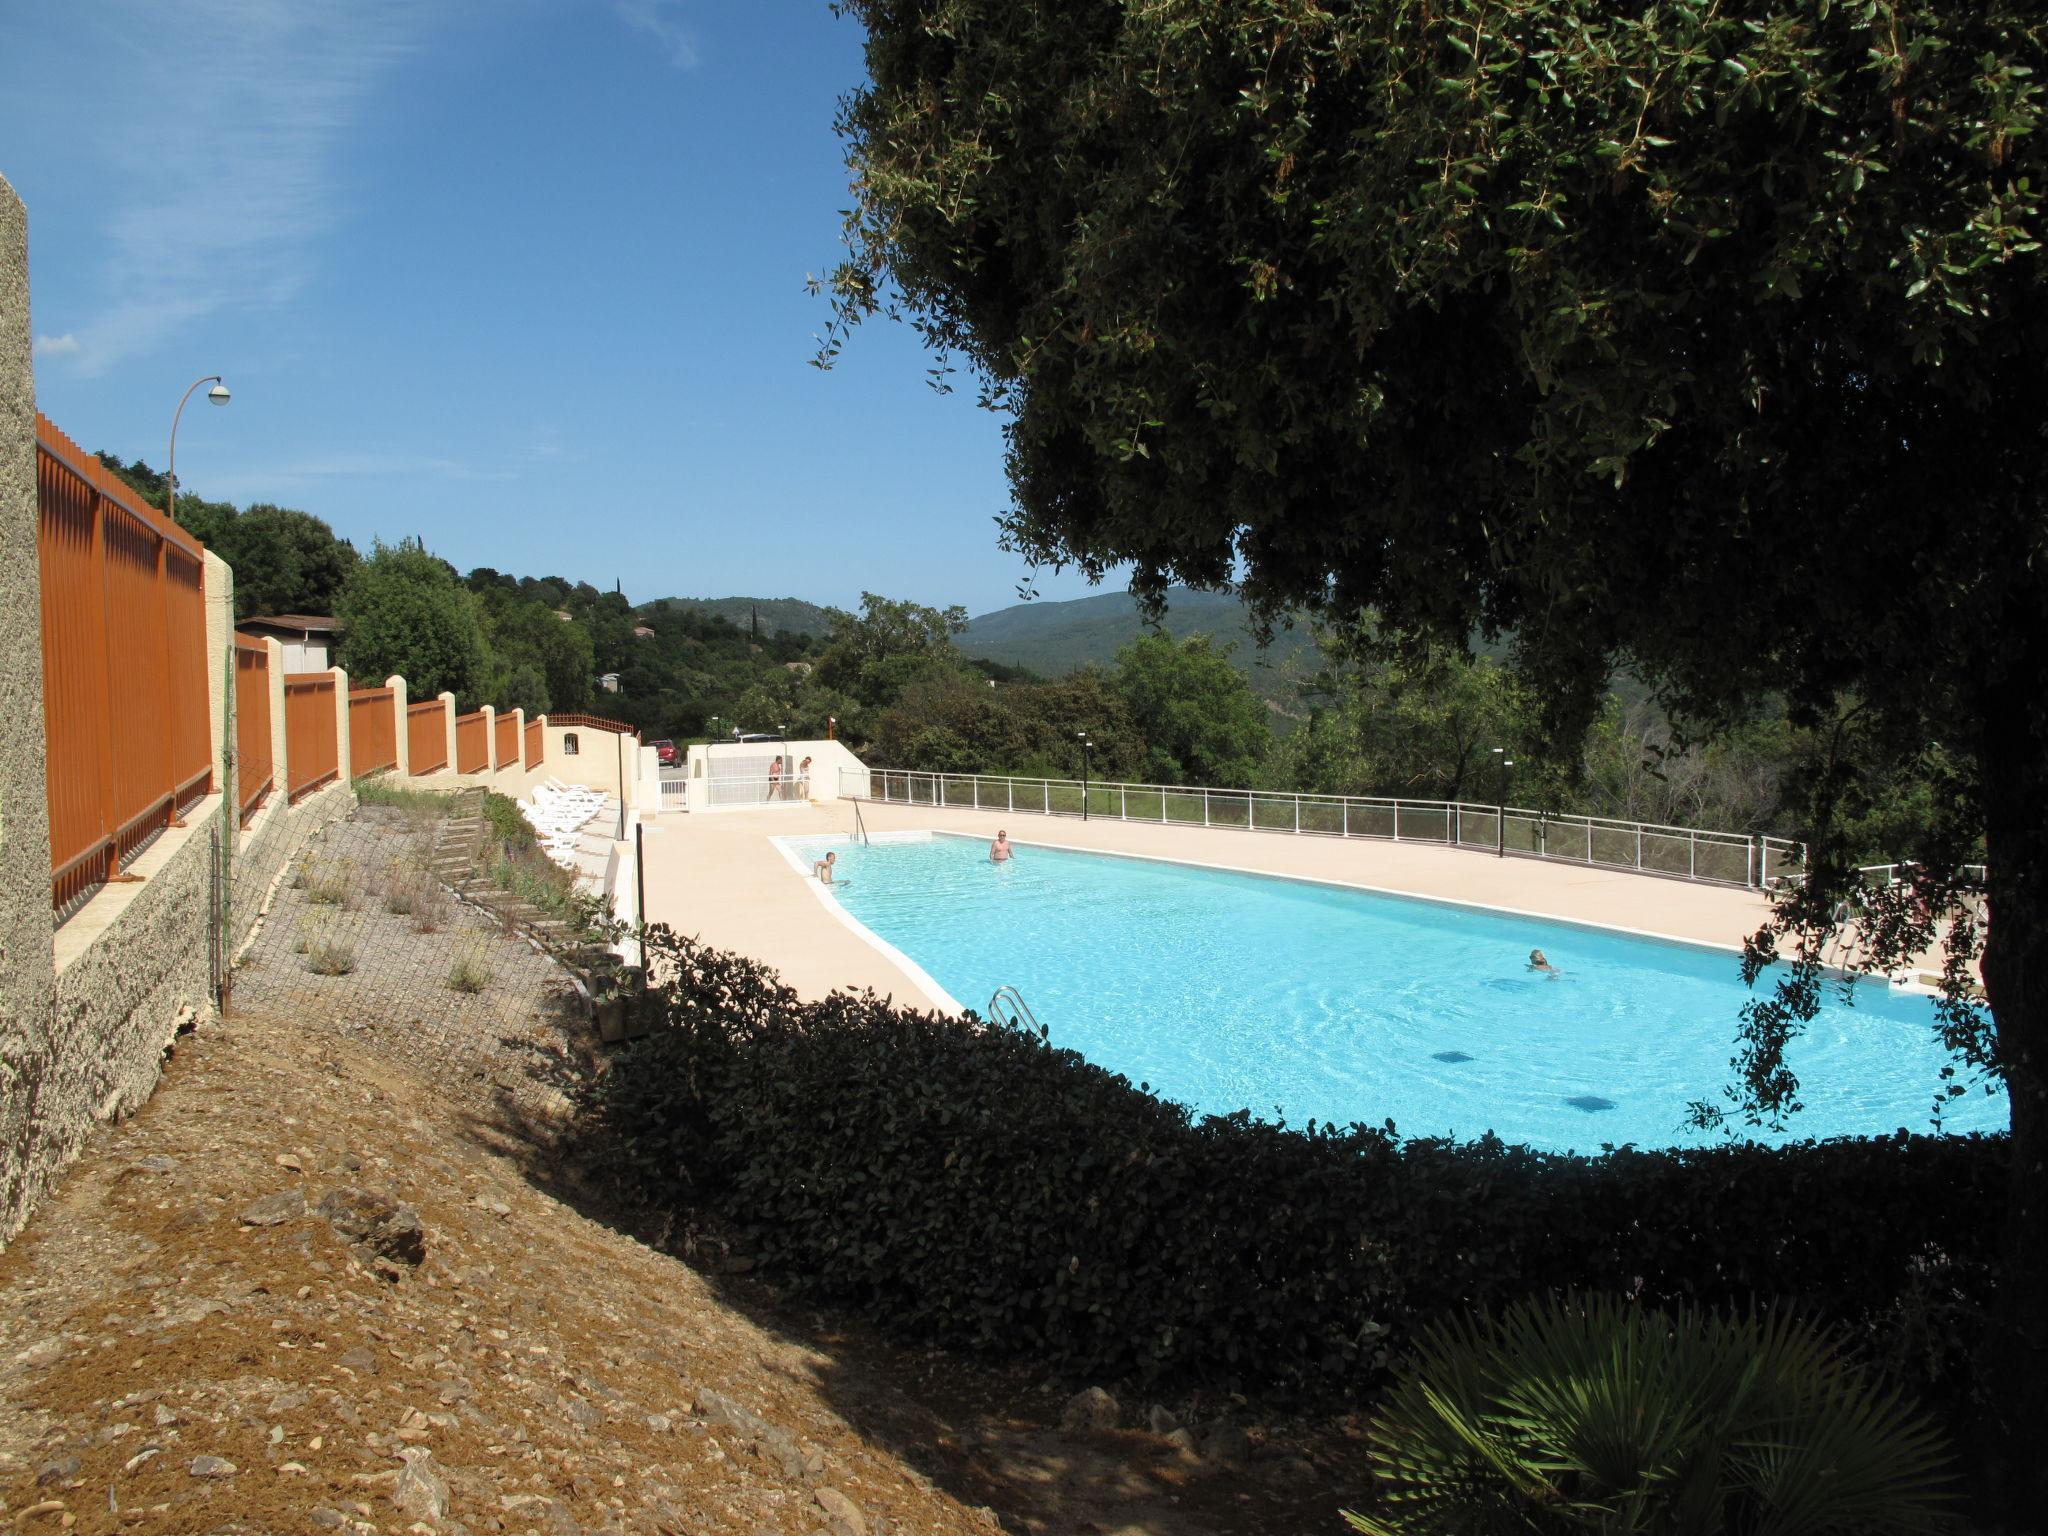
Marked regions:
[518,780,614,871]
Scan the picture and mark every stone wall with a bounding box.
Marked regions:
[0,172,59,1244]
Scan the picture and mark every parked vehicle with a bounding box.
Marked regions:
[652,739,679,768]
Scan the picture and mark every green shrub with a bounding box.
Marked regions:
[1345,1294,1958,1536]
[571,931,2006,1397]
[302,857,353,907]
[447,939,494,994]
[305,929,355,976]
[412,877,452,934]
[481,790,535,851]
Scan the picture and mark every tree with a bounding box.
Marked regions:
[218,504,358,619]
[814,593,969,706]
[335,540,488,705]
[1113,633,1270,786]
[1280,643,1548,803]
[94,454,357,618]
[479,594,596,715]
[828,0,2048,1483]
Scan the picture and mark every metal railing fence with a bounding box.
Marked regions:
[37,413,213,915]
[283,673,338,801]
[407,700,448,774]
[454,710,489,774]
[710,775,808,807]
[234,637,273,825]
[543,711,635,735]
[841,768,1803,891]
[348,687,397,777]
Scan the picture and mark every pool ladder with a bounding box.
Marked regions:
[987,985,1043,1034]
[852,799,871,846]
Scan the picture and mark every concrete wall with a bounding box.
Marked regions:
[0,172,58,1245]
[541,723,636,805]
[679,737,867,813]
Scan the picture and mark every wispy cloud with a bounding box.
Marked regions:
[211,450,518,497]
[614,0,699,69]
[32,0,440,378]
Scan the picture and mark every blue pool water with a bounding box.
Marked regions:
[790,833,2008,1152]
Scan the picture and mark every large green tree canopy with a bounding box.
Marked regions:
[335,540,489,706]
[828,0,2047,1475]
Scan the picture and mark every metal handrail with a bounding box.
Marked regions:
[841,766,1806,892]
[987,985,1042,1033]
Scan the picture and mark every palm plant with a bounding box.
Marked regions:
[1345,1294,1957,1536]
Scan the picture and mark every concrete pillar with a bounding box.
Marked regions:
[265,637,288,804]
[438,692,457,777]
[510,707,526,789]
[386,675,409,776]
[330,666,350,784]
[201,551,233,797]
[0,171,58,1246]
[479,704,496,783]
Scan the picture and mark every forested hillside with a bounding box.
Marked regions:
[959,588,1317,705]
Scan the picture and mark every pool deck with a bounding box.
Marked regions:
[637,800,1782,1013]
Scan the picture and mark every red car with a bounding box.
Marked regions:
[652,739,678,768]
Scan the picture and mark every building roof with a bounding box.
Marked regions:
[240,614,336,635]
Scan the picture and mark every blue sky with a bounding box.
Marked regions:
[0,0,1106,616]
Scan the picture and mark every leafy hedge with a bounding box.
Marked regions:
[574,931,2005,1395]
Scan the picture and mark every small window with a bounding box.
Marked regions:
[563,733,580,756]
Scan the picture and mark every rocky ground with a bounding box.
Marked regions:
[0,805,1365,1536]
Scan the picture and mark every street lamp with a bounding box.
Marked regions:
[1493,749,1515,858]
[1078,731,1094,821]
[167,375,229,526]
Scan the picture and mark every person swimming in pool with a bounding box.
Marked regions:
[990,830,1012,863]
[813,850,837,883]
[1528,948,1560,975]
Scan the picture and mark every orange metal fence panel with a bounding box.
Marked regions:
[164,547,210,811]
[524,717,542,769]
[408,700,448,774]
[349,687,397,777]
[234,637,273,825]
[284,673,338,801]
[35,414,211,916]
[455,710,488,774]
[494,711,518,769]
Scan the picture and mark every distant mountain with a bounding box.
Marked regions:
[960,588,1318,703]
[639,596,837,640]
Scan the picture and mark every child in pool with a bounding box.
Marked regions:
[1528,948,1560,975]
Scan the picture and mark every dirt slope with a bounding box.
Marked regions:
[0,1007,1015,1536]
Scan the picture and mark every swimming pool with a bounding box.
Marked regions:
[787,831,2008,1152]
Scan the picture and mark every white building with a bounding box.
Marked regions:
[238,615,337,672]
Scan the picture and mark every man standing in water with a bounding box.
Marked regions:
[990,830,1012,863]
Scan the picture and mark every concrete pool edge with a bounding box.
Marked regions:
[769,833,966,1015]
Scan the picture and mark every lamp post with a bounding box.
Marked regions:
[171,375,229,1006]
[167,375,230,526]
[1078,731,1093,821]
[1494,751,1515,858]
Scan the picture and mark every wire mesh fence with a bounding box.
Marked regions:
[229,792,600,1126]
